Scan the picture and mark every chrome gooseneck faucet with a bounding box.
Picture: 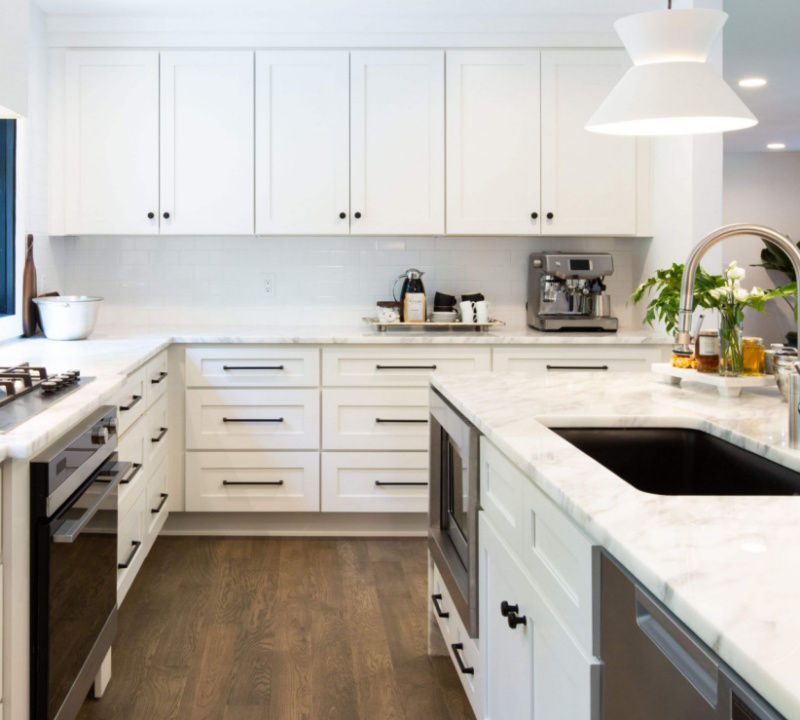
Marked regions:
[674,223,800,445]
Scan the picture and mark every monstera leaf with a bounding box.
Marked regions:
[755,237,798,283]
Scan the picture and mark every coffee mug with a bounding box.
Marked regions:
[434,291,457,309]
[462,292,485,303]
[459,300,477,324]
[475,300,491,323]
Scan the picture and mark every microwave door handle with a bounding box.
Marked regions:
[52,461,132,544]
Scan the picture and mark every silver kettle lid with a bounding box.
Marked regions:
[404,268,424,279]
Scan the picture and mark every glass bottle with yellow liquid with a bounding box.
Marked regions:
[742,337,765,376]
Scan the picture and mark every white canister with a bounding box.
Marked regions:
[789,368,800,449]
[459,300,476,324]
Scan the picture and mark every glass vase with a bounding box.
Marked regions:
[719,311,744,377]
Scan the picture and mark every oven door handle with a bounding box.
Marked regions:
[52,461,132,544]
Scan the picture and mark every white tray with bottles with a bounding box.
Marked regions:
[651,363,777,398]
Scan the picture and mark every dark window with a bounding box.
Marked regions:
[0,120,16,317]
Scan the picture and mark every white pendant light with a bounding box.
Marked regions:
[586,7,757,136]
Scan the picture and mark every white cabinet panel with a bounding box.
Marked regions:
[492,346,666,374]
[540,51,641,236]
[117,416,149,519]
[256,51,350,235]
[446,51,541,235]
[186,388,320,450]
[350,51,445,235]
[64,51,159,235]
[186,347,320,388]
[321,452,428,513]
[186,452,320,512]
[145,393,170,469]
[145,350,169,408]
[160,51,254,235]
[117,489,146,606]
[145,455,169,549]
[113,366,147,436]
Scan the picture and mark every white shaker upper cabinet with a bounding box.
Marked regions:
[160,52,254,235]
[350,51,445,236]
[540,51,642,237]
[446,51,542,236]
[255,51,349,235]
[64,51,159,235]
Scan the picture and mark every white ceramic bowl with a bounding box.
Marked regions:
[33,296,103,341]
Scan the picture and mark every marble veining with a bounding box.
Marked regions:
[431,371,800,720]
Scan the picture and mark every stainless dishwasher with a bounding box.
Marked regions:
[601,553,786,720]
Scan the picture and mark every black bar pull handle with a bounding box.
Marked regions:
[451,643,474,675]
[222,417,284,423]
[432,593,449,618]
[120,394,142,411]
[118,540,142,569]
[223,365,285,371]
[375,481,428,487]
[375,418,428,424]
[151,427,168,443]
[151,493,169,514]
[223,479,285,486]
[375,364,437,370]
[546,364,609,371]
[120,462,143,485]
[151,371,168,384]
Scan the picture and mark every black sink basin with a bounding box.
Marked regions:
[551,427,800,496]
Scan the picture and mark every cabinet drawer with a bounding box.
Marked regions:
[145,393,170,468]
[117,416,149,518]
[321,452,427,512]
[117,489,146,606]
[145,455,169,548]
[322,347,491,387]
[492,346,665,374]
[114,366,147,435]
[186,389,320,450]
[322,388,429,450]
[480,438,525,557]
[145,350,169,407]
[186,347,320,388]
[431,562,456,643]
[186,452,320,512]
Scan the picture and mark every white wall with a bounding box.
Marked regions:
[0,0,29,117]
[722,151,800,344]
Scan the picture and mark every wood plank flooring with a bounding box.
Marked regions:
[78,537,476,720]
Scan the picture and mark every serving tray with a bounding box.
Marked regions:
[364,317,506,333]
[651,363,776,398]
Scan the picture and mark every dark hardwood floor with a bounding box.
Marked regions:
[78,537,476,720]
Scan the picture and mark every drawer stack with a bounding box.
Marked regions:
[113,349,171,604]
[185,347,321,512]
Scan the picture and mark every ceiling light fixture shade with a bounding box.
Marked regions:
[586,9,757,136]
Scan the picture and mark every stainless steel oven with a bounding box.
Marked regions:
[31,406,132,720]
[429,388,479,638]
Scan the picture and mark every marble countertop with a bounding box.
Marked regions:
[430,370,800,719]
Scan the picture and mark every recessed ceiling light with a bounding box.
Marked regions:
[767,143,786,150]
[738,77,767,88]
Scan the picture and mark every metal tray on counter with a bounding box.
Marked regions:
[363,317,505,333]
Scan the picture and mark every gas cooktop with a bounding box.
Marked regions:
[0,364,94,433]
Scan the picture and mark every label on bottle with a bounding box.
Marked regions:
[405,293,426,322]
[698,335,719,356]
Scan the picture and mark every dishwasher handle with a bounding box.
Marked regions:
[635,588,719,708]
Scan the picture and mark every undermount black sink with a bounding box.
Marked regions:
[551,427,800,496]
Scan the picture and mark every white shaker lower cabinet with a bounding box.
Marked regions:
[480,514,601,720]
[492,345,668,374]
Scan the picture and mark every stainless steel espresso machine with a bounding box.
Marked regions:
[527,251,618,332]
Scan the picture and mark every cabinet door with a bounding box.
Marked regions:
[64,51,159,235]
[255,51,349,235]
[350,51,445,235]
[446,51,541,236]
[160,51,254,235]
[540,51,641,236]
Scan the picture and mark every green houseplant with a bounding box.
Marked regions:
[754,238,799,346]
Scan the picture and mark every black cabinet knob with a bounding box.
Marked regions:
[163,212,171,219]
[354,212,362,219]
[508,612,527,629]
[500,600,519,617]
[531,212,538,220]
[147,212,155,219]
[546,212,554,220]
[339,212,347,219]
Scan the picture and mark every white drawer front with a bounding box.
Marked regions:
[145,455,169,547]
[321,452,428,512]
[431,562,456,644]
[186,389,320,450]
[322,347,491,387]
[322,388,429,450]
[186,452,320,512]
[117,489,146,605]
[480,438,525,557]
[145,350,169,407]
[492,346,665,374]
[117,416,149,518]
[114,366,147,435]
[186,347,320,388]
[145,392,170,468]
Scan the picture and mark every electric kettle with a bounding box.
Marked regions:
[393,268,426,322]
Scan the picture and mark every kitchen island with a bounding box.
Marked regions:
[431,370,800,720]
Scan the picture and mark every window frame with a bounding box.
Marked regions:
[0,119,16,318]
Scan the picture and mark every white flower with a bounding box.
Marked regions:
[709,287,727,300]
[726,262,746,281]
[750,287,766,297]
[734,287,750,302]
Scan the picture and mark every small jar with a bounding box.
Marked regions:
[742,337,766,377]
[695,330,720,374]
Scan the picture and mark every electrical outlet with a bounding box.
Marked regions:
[263,273,276,298]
